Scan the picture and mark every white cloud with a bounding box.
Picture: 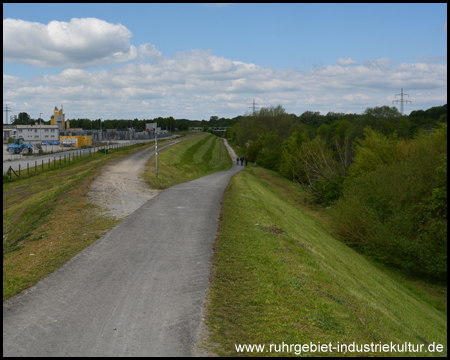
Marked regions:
[342,93,370,101]
[337,57,359,66]
[441,22,447,31]
[414,53,447,64]
[3,18,138,68]
[3,33,447,119]
[138,43,162,62]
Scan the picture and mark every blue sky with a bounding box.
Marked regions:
[3,3,447,121]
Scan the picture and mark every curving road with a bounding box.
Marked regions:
[3,139,242,356]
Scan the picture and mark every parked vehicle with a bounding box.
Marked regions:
[6,138,35,155]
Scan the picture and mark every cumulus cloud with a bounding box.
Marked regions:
[337,57,359,66]
[413,53,447,64]
[3,38,447,119]
[3,18,138,68]
[138,43,162,62]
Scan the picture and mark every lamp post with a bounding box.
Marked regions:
[39,113,43,143]
[155,123,158,179]
[99,118,106,157]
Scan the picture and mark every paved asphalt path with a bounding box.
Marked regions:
[3,141,243,356]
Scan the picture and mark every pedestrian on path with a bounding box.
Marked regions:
[236,157,239,165]
[240,156,244,166]
[245,156,248,166]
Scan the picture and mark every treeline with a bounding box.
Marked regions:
[9,113,241,132]
[226,104,447,280]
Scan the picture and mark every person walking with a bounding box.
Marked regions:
[236,157,239,165]
[245,156,248,166]
[240,156,244,166]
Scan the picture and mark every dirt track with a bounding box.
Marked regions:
[87,141,177,219]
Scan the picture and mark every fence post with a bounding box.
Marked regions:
[19,164,20,176]
[54,157,56,167]
[42,159,44,170]
[27,162,29,175]
[64,154,66,163]
[35,160,37,173]
[60,156,61,165]
[48,158,50,168]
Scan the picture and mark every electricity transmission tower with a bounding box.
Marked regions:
[392,88,411,115]
[3,104,11,124]
[248,98,260,115]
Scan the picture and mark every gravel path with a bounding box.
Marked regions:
[87,141,176,219]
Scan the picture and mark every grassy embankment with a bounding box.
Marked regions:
[143,132,232,190]
[3,141,164,300]
[3,134,231,301]
[202,166,447,357]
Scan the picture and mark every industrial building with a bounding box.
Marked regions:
[6,124,60,143]
[50,106,67,132]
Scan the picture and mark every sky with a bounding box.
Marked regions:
[3,3,447,122]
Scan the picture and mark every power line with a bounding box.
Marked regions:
[392,88,411,115]
[3,105,11,124]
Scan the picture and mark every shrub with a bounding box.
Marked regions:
[330,127,447,279]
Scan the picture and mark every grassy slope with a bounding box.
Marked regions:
[143,133,232,190]
[3,143,160,300]
[3,135,232,301]
[205,166,447,357]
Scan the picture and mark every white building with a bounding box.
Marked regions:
[12,124,60,142]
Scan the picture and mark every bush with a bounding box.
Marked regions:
[255,132,282,171]
[330,127,447,279]
[246,139,263,162]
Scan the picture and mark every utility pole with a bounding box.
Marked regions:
[392,88,411,115]
[248,98,259,116]
[3,104,11,124]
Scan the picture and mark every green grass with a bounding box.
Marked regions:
[204,166,447,357]
[226,139,246,157]
[3,141,155,300]
[143,133,232,190]
[3,135,230,301]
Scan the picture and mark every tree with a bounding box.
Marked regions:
[13,112,35,125]
[82,119,92,130]
[104,120,114,129]
[291,135,351,203]
[256,132,282,171]
[165,117,176,132]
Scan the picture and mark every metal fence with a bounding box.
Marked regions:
[3,140,149,179]
[60,130,172,141]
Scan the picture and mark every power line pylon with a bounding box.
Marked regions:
[392,88,411,115]
[248,98,260,115]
